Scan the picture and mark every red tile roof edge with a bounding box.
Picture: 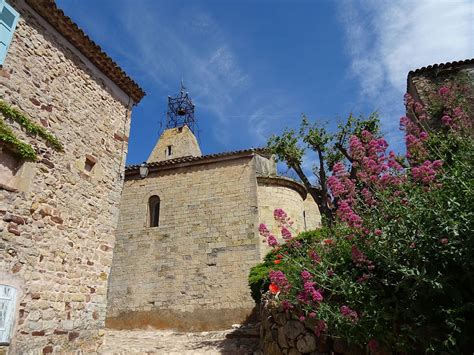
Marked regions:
[25,0,146,104]
[125,148,269,174]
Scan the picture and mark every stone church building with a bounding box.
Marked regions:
[106,88,321,331]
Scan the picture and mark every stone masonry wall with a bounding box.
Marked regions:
[106,156,261,331]
[257,178,321,259]
[147,126,202,163]
[408,66,474,123]
[0,1,133,353]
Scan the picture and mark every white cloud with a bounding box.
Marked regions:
[110,1,253,146]
[339,0,474,148]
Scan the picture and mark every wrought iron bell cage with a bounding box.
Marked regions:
[166,85,196,133]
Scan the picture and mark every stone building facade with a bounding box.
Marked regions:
[106,125,321,331]
[0,0,144,353]
[407,58,474,123]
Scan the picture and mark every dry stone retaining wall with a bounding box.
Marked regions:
[260,301,365,355]
[0,0,134,352]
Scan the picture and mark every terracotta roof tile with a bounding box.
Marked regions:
[408,58,474,76]
[25,0,145,103]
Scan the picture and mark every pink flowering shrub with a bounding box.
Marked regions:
[252,80,474,353]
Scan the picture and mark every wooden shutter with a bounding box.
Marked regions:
[0,285,17,343]
[0,1,19,65]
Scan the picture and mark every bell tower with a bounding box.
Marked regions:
[147,84,202,163]
[166,82,196,133]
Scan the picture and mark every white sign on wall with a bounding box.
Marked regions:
[0,284,17,344]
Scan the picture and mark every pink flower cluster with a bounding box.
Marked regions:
[357,273,371,283]
[328,162,354,198]
[327,162,362,228]
[274,208,293,228]
[297,271,323,304]
[400,93,434,163]
[301,270,312,280]
[351,245,374,270]
[258,223,279,247]
[351,131,404,189]
[411,160,443,184]
[340,305,359,323]
[269,270,291,293]
[309,250,321,264]
[314,320,327,337]
[281,227,292,240]
[274,208,295,240]
[336,201,362,228]
[438,86,450,97]
[329,128,407,229]
[435,85,472,133]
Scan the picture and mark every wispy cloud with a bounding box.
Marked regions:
[339,0,473,149]
[105,1,255,145]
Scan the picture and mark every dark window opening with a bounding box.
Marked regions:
[0,147,21,190]
[149,195,160,227]
[84,156,96,172]
[166,145,172,156]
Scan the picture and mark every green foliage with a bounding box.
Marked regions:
[249,263,271,303]
[254,78,473,353]
[251,133,474,352]
[266,112,380,226]
[249,230,327,303]
[0,100,63,151]
[0,118,37,161]
[267,128,304,169]
[268,113,380,172]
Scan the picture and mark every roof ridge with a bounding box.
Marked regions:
[126,147,268,171]
[408,58,474,76]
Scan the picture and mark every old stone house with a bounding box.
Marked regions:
[0,0,144,353]
[407,58,474,123]
[106,89,321,331]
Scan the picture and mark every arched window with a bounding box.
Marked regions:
[148,196,160,227]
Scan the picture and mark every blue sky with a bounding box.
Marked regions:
[57,0,473,170]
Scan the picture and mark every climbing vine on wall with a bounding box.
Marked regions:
[0,100,63,160]
[0,119,37,160]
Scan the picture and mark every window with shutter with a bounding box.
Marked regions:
[0,285,17,344]
[0,0,19,66]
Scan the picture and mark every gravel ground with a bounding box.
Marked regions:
[98,326,261,355]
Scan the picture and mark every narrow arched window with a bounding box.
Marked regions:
[148,196,160,227]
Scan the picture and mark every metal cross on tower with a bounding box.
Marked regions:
[166,82,196,133]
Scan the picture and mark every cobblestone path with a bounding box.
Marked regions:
[98,327,261,354]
